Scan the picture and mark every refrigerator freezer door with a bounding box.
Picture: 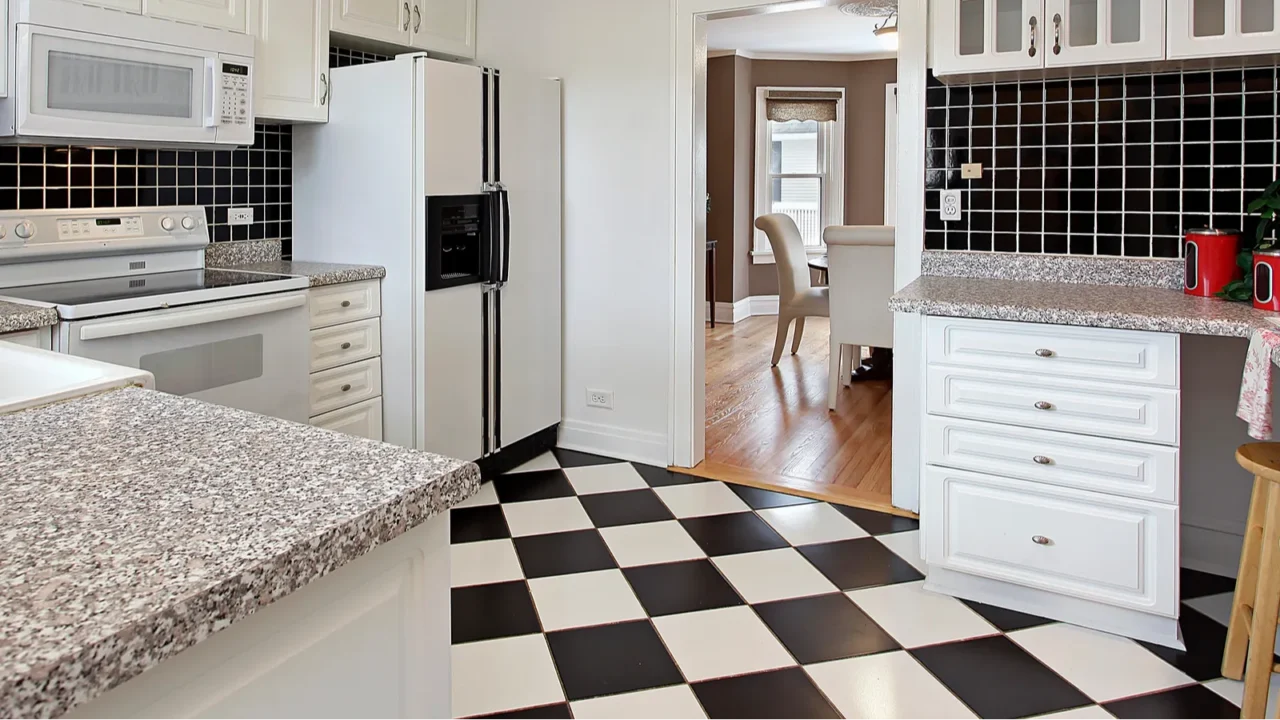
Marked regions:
[423,282,484,462]
[423,59,485,197]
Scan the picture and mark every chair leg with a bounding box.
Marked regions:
[828,339,841,411]
[1243,482,1280,718]
[841,344,859,387]
[771,315,791,367]
[1225,475,1270,681]
[791,317,806,355]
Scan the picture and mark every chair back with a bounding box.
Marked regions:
[754,213,812,303]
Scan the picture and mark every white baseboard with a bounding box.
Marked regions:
[1181,523,1243,579]
[705,297,753,324]
[749,295,779,316]
[558,419,668,467]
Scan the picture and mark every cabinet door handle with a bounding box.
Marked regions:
[1032,535,1053,546]
[340,341,352,350]
[320,73,328,105]
[341,384,353,392]
[1033,455,1052,465]
[1053,13,1062,55]
[1034,348,1054,357]
[403,2,410,30]
[413,4,421,32]
[341,300,352,308]
[1034,401,1054,411]
[1028,16,1038,57]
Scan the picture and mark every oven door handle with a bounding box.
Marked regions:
[79,293,307,341]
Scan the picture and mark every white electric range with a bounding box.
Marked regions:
[0,207,311,422]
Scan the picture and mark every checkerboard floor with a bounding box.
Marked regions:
[451,449,1252,719]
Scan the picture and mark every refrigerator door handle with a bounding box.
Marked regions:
[499,187,511,285]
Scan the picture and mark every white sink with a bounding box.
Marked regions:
[0,342,154,414]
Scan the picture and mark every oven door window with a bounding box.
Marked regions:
[139,335,264,396]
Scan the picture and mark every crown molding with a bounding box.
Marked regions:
[706,48,898,62]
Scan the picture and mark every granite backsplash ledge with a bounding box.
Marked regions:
[920,249,1183,289]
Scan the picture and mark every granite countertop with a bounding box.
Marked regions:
[0,300,59,334]
[0,387,479,719]
[221,260,386,288]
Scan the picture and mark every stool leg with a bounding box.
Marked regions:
[1225,476,1270,681]
[1243,482,1280,718]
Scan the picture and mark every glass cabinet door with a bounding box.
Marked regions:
[1170,0,1280,58]
[1044,0,1165,65]
[934,0,1043,74]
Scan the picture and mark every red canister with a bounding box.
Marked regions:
[1255,251,1280,312]
[1185,228,1241,297]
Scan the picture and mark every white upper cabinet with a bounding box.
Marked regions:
[331,0,411,47]
[144,0,248,32]
[1168,0,1280,59]
[932,0,1044,74]
[250,0,329,123]
[410,0,476,59]
[1043,0,1166,65]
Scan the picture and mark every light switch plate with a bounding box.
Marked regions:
[940,189,963,222]
[961,163,983,179]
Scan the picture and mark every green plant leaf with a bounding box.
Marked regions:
[1251,198,1270,212]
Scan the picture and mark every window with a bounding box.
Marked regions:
[753,87,845,263]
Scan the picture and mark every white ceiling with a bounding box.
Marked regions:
[707,5,896,61]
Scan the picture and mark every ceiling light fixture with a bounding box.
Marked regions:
[873,11,898,50]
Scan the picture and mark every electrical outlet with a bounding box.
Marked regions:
[940,189,963,222]
[586,389,614,409]
[228,207,254,226]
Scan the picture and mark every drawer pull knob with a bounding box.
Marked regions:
[1032,535,1053,546]
[1034,401,1054,411]
[341,384,352,392]
[1033,455,1052,465]
[341,342,352,350]
[1034,348,1055,358]
[341,300,352,308]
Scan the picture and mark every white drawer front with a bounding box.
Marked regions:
[311,397,384,441]
[926,317,1179,388]
[310,358,382,416]
[926,366,1180,445]
[309,280,381,329]
[925,416,1179,503]
[0,329,40,348]
[310,318,382,373]
[924,466,1178,617]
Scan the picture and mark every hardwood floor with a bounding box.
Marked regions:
[696,315,897,513]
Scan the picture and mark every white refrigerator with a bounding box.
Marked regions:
[294,55,562,470]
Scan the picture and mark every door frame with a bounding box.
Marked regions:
[885,82,897,222]
[669,0,928,511]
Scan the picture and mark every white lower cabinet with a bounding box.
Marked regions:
[312,397,384,440]
[0,327,51,349]
[308,281,384,441]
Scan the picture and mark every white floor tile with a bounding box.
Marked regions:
[452,634,564,718]
[847,581,998,648]
[1205,676,1278,716]
[711,548,839,603]
[527,569,647,631]
[507,452,561,474]
[654,482,751,518]
[875,530,927,574]
[563,463,649,495]
[570,685,707,719]
[1184,591,1232,626]
[653,605,795,682]
[455,481,498,508]
[1034,706,1117,719]
[501,497,593,537]
[757,502,870,546]
[1009,623,1195,702]
[805,650,978,719]
[599,520,706,567]
[450,538,523,588]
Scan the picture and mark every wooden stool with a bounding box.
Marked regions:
[1225,443,1280,717]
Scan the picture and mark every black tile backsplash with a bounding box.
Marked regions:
[925,67,1280,258]
[329,46,392,68]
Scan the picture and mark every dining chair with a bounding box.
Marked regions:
[823,225,895,410]
[754,213,830,366]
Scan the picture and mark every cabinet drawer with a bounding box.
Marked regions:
[926,317,1179,388]
[925,416,1179,503]
[923,466,1177,617]
[309,280,381,329]
[310,318,381,373]
[926,366,1179,445]
[310,358,381,416]
[0,329,40,348]
[311,397,383,441]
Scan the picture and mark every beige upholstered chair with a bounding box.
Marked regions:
[823,225,895,410]
[754,213,830,366]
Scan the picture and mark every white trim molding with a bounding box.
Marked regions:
[705,297,754,324]
[751,247,828,265]
[708,49,899,62]
[559,419,668,468]
[749,294,779,316]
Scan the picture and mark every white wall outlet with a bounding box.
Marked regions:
[228,207,254,226]
[960,163,983,179]
[940,189,963,222]
[586,389,614,409]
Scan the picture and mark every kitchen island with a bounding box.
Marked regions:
[0,387,478,718]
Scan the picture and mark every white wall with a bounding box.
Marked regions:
[476,0,674,465]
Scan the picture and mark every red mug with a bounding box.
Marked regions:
[1254,250,1280,312]
[1185,228,1241,297]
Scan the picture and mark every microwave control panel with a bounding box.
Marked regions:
[219,63,251,127]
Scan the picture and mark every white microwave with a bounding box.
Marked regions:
[0,0,255,147]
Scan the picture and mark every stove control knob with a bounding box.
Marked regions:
[160,216,176,232]
[181,216,197,230]
[0,225,7,240]
[14,221,33,239]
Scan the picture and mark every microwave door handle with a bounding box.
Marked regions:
[203,59,219,128]
[79,293,306,341]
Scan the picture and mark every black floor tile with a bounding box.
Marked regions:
[545,620,685,701]
[512,530,618,579]
[831,504,920,535]
[578,488,675,528]
[692,667,841,719]
[798,537,925,590]
[1181,567,1237,600]
[623,559,744,616]
[471,703,573,719]
[1138,606,1234,682]
[451,581,542,644]
[452,505,511,544]
[754,593,900,664]
[728,483,818,509]
[633,463,707,487]
[961,599,1055,632]
[680,512,790,556]
[552,448,620,467]
[492,469,576,503]
[911,635,1093,719]
[1103,684,1239,719]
